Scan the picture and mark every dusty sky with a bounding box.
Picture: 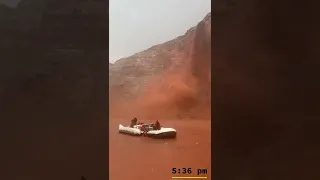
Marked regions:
[109,0,211,62]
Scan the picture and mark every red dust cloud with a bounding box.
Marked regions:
[109,58,211,120]
[109,14,211,121]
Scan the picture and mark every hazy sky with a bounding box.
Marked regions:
[109,0,211,62]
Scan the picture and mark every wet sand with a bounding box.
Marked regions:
[109,119,211,180]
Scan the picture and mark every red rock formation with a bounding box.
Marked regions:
[109,12,211,120]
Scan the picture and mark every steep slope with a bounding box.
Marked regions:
[109,12,211,119]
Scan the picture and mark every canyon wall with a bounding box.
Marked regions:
[109,12,211,120]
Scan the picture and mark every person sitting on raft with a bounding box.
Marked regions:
[153,120,161,130]
[130,117,138,128]
[140,124,148,136]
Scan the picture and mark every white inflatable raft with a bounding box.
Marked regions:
[119,124,177,139]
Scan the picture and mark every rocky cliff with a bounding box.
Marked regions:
[109,12,211,119]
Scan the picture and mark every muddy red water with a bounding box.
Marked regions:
[109,119,211,180]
